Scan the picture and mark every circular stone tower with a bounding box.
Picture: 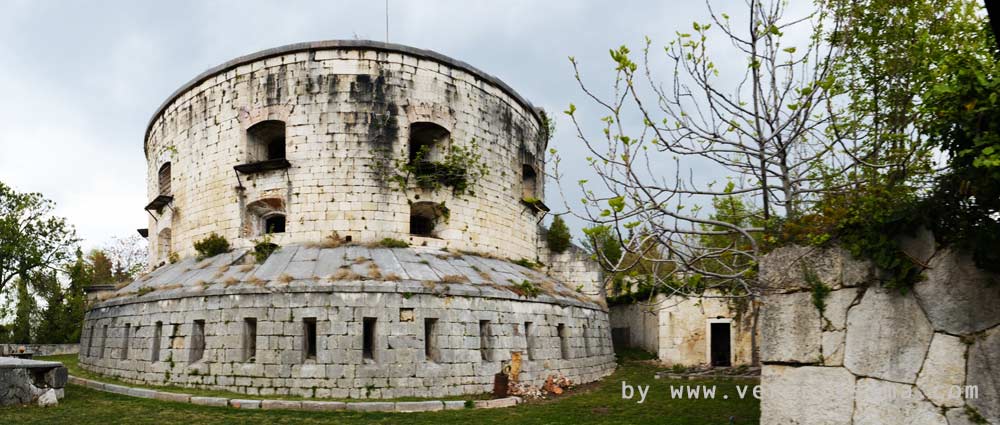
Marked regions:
[79,40,614,399]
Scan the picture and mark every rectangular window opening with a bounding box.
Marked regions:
[190,320,206,363]
[123,324,131,360]
[524,322,535,360]
[99,325,108,358]
[424,318,438,362]
[362,317,377,361]
[557,323,568,360]
[244,318,258,362]
[479,320,492,361]
[151,322,162,362]
[86,326,95,357]
[303,318,317,361]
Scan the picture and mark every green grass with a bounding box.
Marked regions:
[6,355,759,424]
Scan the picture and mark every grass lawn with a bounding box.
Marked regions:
[4,351,760,424]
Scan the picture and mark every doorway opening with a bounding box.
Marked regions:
[709,322,731,367]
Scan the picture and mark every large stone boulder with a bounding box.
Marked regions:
[967,326,1000,424]
[915,333,967,408]
[760,246,872,292]
[0,369,39,406]
[760,365,855,425]
[915,248,1000,335]
[853,378,946,425]
[761,292,822,363]
[844,287,933,383]
[36,389,58,407]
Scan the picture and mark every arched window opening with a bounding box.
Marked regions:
[408,122,450,163]
[247,120,287,162]
[246,198,286,236]
[157,228,172,262]
[263,214,286,234]
[158,163,172,196]
[409,201,443,237]
[522,164,537,200]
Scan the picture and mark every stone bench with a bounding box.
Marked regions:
[0,357,68,407]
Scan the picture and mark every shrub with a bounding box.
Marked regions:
[512,280,541,297]
[193,233,230,260]
[252,235,280,264]
[512,258,540,269]
[377,238,409,248]
[546,215,572,254]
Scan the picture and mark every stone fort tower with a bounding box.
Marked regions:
[79,41,614,399]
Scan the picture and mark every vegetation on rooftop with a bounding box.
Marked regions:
[193,233,231,260]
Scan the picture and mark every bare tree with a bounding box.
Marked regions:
[102,235,149,281]
[554,0,864,303]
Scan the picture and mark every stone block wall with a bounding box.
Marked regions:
[609,302,659,354]
[79,290,615,399]
[759,236,1000,424]
[144,41,548,265]
[536,229,604,301]
[0,344,79,356]
[609,293,754,366]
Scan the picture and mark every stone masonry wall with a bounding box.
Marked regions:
[79,291,615,399]
[609,302,659,354]
[759,231,1000,424]
[145,41,547,265]
[536,227,604,301]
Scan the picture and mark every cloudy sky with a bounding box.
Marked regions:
[0,0,807,250]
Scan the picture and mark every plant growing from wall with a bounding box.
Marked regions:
[193,233,230,260]
[376,238,409,248]
[803,264,831,314]
[390,139,490,197]
[252,234,280,264]
[512,280,541,297]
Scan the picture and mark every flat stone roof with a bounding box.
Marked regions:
[145,39,544,152]
[95,245,602,311]
[0,357,64,370]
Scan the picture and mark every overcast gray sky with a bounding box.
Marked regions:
[0,0,796,250]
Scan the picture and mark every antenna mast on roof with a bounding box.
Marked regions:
[385,0,389,43]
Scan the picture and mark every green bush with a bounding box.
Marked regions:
[193,233,230,260]
[513,280,541,297]
[377,238,409,248]
[546,215,572,254]
[512,258,540,269]
[252,235,280,264]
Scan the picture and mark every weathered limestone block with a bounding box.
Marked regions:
[43,366,68,388]
[190,396,228,407]
[915,333,967,408]
[37,389,58,407]
[760,365,855,425]
[760,245,872,292]
[821,288,861,331]
[944,408,982,425]
[761,292,822,363]
[897,227,937,265]
[853,378,946,425]
[0,369,40,406]
[844,287,932,383]
[261,400,301,410]
[915,248,1000,335]
[967,326,1000,424]
[821,330,845,366]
